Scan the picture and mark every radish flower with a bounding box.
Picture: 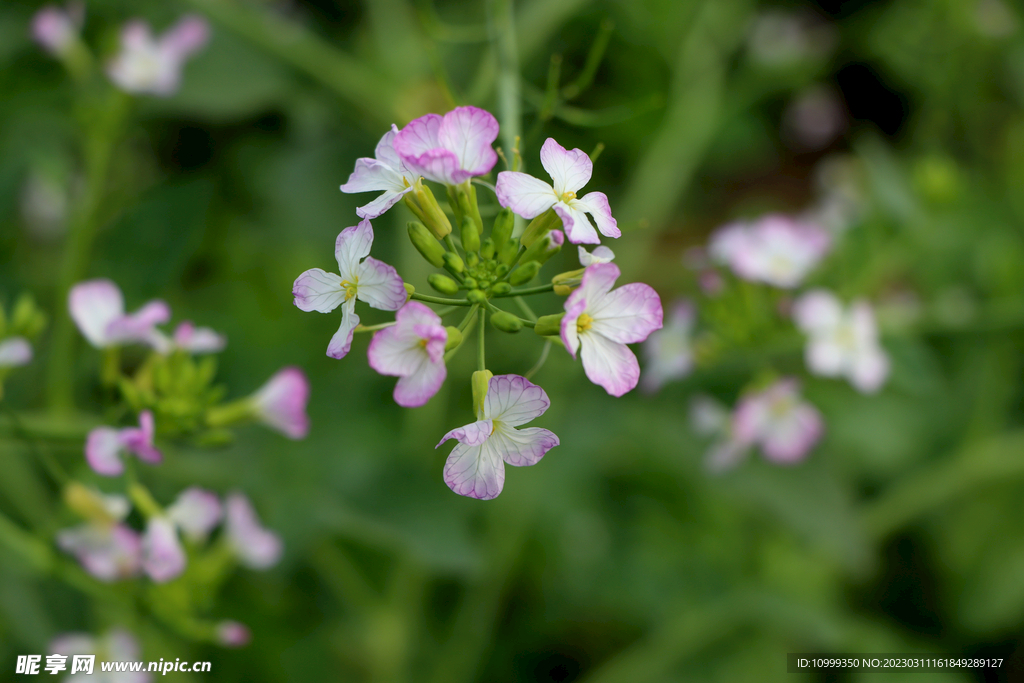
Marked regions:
[340,125,419,218]
[496,138,620,245]
[393,107,499,186]
[561,263,663,397]
[69,279,170,349]
[141,517,186,583]
[367,301,447,407]
[85,411,162,477]
[251,367,310,439]
[106,15,209,96]
[293,219,406,360]
[166,487,222,542]
[578,245,615,266]
[0,337,32,368]
[57,523,141,582]
[225,494,282,569]
[708,215,830,288]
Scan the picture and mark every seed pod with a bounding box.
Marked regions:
[460,215,480,253]
[407,222,446,268]
[490,311,523,333]
[499,237,520,266]
[428,274,460,295]
[442,251,465,275]
[467,289,488,304]
[444,326,463,351]
[509,261,541,286]
[491,207,515,252]
[534,313,565,337]
[489,282,512,296]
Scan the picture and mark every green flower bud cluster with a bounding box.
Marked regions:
[119,351,227,439]
[0,293,48,341]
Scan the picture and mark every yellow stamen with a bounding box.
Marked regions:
[560,190,577,202]
[340,278,359,301]
[577,313,593,333]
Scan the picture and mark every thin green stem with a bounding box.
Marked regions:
[477,308,487,371]
[444,234,460,255]
[513,296,537,322]
[433,305,462,317]
[500,246,528,278]
[445,306,479,362]
[494,283,554,297]
[354,321,397,333]
[457,305,480,333]
[410,292,473,306]
[525,341,551,380]
[485,302,535,328]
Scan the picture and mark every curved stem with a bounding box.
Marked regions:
[354,321,397,333]
[409,292,473,306]
[494,283,554,297]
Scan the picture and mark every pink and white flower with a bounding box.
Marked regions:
[578,245,615,266]
[106,15,209,96]
[436,375,559,500]
[85,411,162,477]
[69,279,170,349]
[367,302,447,407]
[57,523,141,582]
[496,138,620,245]
[732,379,824,464]
[251,367,310,439]
[340,125,419,219]
[51,629,150,683]
[141,517,186,583]
[293,219,407,360]
[216,621,252,648]
[641,300,695,393]
[171,321,226,354]
[560,263,663,397]
[31,3,82,56]
[0,337,32,367]
[793,289,889,393]
[225,493,282,570]
[166,487,222,542]
[393,107,499,186]
[708,215,831,288]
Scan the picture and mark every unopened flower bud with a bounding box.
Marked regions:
[520,208,560,247]
[463,277,478,290]
[495,263,509,277]
[520,230,563,265]
[490,311,522,333]
[428,274,460,296]
[444,326,463,350]
[491,207,515,252]
[405,181,452,239]
[407,222,446,268]
[499,237,521,266]
[471,369,493,418]
[534,313,565,337]
[551,268,585,295]
[466,253,479,267]
[442,252,465,275]
[460,215,480,253]
[456,184,484,238]
[489,282,512,296]
[509,261,541,286]
[480,238,496,260]
[467,289,487,304]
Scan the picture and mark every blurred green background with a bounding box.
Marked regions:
[3,0,1024,680]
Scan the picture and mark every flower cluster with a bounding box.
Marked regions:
[294,106,664,499]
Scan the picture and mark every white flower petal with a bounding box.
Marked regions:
[793,289,843,333]
[69,279,125,347]
[356,187,414,219]
[540,138,593,195]
[356,257,407,311]
[327,299,359,359]
[334,219,375,280]
[436,419,493,448]
[292,268,346,313]
[495,171,557,219]
[554,202,599,244]
[442,440,505,500]
[490,425,559,467]
[588,282,663,345]
[578,332,640,397]
[142,517,186,583]
[483,374,551,426]
[573,192,620,239]
[0,337,32,367]
[340,158,408,194]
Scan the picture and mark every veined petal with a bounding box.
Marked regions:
[578,245,615,266]
[495,171,557,219]
[340,158,409,194]
[442,440,505,500]
[438,106,499,177]
[327,299,359,359]
[554,202,599,244]
[490,425,559,467]
[573,192,620,239]
[436,419,493,448]
[540,138,592,195]
[374,125,406,171]
[394,114,461,184]
[356,257,407,311]
[394,113,443,159]
[483,374,551,426]
[403,148,462,185]
[356,187,414,219]
[579,332,640,397]
[589,282,663,344]
[85,427,125,477]
[0,337,32,367]
[793,289,843,333]
[575,262,620,307]
[393,358,446,408]
[142,517,186,583]
[560,296,586,358]
[334,219,375,279]
[69,279,125,347]
[367,325,425,378]
[293,268,346,313]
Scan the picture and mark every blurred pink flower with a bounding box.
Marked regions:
[251,367,310,439]
[793,289,890,393]
[393,106,499,186]
[293,219,406,360]
[106,15,209,96]
[31,3,82,56]
[225,493,282,569]
[166,487,222,542]
[367,302,447,408]
[216,621,252,648]
[0,337,32,367]
[561,263,663,396]
[51,628,150,682]
[437,375,559,500]
[340,125,419,219]
[172,321,226,354]
[57,523,141,582]
[732,379,824,464]
[641,300,695,393]
[497,138,620,245]
[85,411,162,477]
[708,215,831,288]
[141,517,186,582]
[69,279,170,349]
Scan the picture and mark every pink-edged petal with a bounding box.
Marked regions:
[793,289,843,333]
[69,279,125,347]
[554,202,599,244]
[589,282,663,344]
[578,332,640,397]
[173,321,226,353]
[490,425,559,467]
[394,114,461,184]
[393,358,446,408]
[32,7,77,56]
[539,138,592,195]
[575,262,621,308]
[413,324,447,364]
[142,517,186,583]
[0,337,32,367]
[394,113,443,159]
[293,268,346,313]
[560,296,586,358]
[225,493,283,569]
[368,327,426,378]
[404,148,462,186]
[327,299,359,360]
[436,419,493,448]
[57,523,142,582]
[438,106,499,177]
[573,192,620,239]
[577,245,615,266]
[761,404,823,464]
[340,157,409,195]
[356,187,414,219]
[483,374,551,426]
[253,366,310,438]
[732,393,770,447]
[374,125,406,171]
[85,427,125,477]
[849,345,889,394]
[105,300,171,344]
[495,171,557,219]
[356,257,407,311]
[334,219,375,279]
[160,15,209,60]
[167,487,222,541]
[442,440,505,500]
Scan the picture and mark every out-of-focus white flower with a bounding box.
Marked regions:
[106,15,209,96]
[224,493,282,570]
[85,411,162,477]
[782,85,847,151]
[251,367,310,439]
[708,215,831,288]
[50,628,150,682]
[641,300,695,393]
[57,523,141,582]
[69,279,170,349]
[0,337,32,368]
[141,517,186,583]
